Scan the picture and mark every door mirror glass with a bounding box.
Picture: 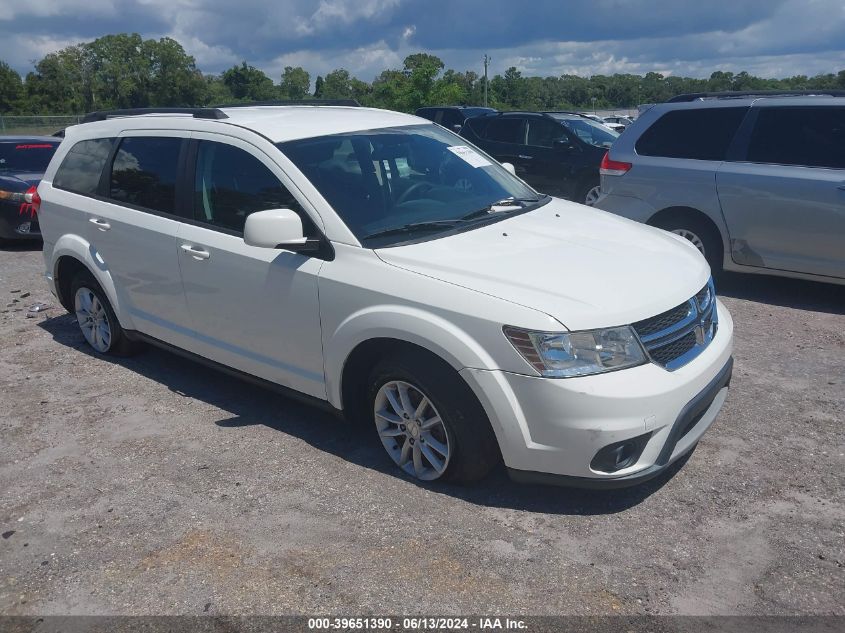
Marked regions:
[501,162,516,175]
[243,208,306,249]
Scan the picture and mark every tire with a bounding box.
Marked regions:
[578,180,601,206]
[70,270,140,356]
[367,352,499,484]
[652,212,724,274]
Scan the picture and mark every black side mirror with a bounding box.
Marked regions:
[553,139,574,151]
[452,124,463,133]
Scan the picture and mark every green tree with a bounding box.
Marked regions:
[144,37,205,106]
[222,62,277,101]
[322,69,353,99]
[313,75,324,98]
[280,66,310,100]
[0,61,23,113]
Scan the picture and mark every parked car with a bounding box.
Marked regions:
[603,115,634,130]
[38,104,732,487]
[595,91,845,284]
[415,105,497,132]
[0,136,61,241]
[460,111,619,205]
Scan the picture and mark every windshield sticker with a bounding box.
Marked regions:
[446,145,492,168]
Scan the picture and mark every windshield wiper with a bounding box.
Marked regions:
[363,219,467,241]
[459,196,547,221]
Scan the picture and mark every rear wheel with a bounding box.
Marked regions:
[577,180,601,206]
[652,212,724,274]
[70,271,139,356]
[367,352,499,483]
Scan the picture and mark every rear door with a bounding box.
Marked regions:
[523,116,577,197]
[473,115,526,178]
[84,132,194,345]
[716,104,845,279]
[176,134,326,398]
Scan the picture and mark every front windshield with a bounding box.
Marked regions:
[278,124,545,246]
[551,116,618,149]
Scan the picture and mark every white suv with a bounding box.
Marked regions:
[36,104,734,487]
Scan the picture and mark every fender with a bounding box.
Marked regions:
[51,233,135,330]
[325,304,502,411]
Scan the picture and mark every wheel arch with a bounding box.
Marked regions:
[646,205,730,266]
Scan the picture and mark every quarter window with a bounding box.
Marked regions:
[635,108,748,160]
[53,138,113,195]
[193,141,304,233]
[109,137,182,214]
[746,107,845,169]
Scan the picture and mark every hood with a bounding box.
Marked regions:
[375,198,710,331]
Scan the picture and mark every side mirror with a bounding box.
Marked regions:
[452,124,463,133]
[553,139,574,151]
[244,208,307,250]
[501,162,516,175]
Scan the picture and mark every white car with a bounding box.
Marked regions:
[36,104,733,487]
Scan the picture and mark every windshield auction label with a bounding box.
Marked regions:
[446,145,492,168]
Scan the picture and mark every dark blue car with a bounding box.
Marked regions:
[0,136,61,241]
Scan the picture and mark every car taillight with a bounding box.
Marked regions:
[599,151,632,176]
[20,186,41,218]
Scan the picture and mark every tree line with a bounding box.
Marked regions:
[2,33,845,115]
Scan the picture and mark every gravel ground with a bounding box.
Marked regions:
[0,242,843,616]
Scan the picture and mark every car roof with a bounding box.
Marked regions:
[0,136,61,143]
[66,106,431,144]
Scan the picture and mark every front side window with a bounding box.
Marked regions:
[484,117,526,144]
[53,138,112,195]
[194,141,304,233]
[526,118,568,148]
[279,124,545,247]
[0,142,59,173]
[746,106,845,169]
[109,137,182,214]
[635,107,748,160]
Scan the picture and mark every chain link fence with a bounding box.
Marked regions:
[0,115,83,136]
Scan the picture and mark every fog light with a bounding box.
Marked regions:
[590,433,652,473]
[15,221,31,235]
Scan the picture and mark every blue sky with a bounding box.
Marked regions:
[2,0,844,84]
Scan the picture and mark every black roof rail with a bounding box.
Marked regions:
[667,90,845,103]
[82,107,228,123]
[214,99,361,108]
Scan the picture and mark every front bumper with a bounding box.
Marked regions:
[460,298,734,487]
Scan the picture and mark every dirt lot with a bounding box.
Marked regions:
[0,242,843,616]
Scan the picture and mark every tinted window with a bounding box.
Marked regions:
[635,107,748,160]
[484,117,525,144]
[195,141,304,233]
[0,142,58,173]
[440,110,464,129]
[53,139,112,195]
[109,137,181,213]
[746,107,845,169]
[526,118,567,147]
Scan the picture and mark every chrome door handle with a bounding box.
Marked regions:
[180,244,210,260]
[89,218,111,231]
[518,154,533,160]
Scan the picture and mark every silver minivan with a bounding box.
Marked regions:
[595,91,845,285]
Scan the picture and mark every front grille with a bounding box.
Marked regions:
[632,279,718,370]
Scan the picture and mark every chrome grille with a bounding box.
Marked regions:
[632,279,718,370]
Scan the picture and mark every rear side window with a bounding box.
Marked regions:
[484,117,526,144]
[53,139,112,195]
[194,141,305,233]
[526,118,567,147]
[109,137,182,214]
[635,107,748,160]
[746,107,845,169]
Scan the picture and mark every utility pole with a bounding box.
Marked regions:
[483,54,490,107]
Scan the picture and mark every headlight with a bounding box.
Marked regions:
[503,325,647,378]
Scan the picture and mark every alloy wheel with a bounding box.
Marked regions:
[584,185,601,206]
[671,228,706,256]
[74,287,112,353]
[374,380,451,481]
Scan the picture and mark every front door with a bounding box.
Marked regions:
[176,135,326,398]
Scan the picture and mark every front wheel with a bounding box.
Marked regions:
[367,353,499,483]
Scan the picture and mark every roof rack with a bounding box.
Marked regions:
[82,107,228,123]
[214,99,361,108]
[667,90,845,103]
